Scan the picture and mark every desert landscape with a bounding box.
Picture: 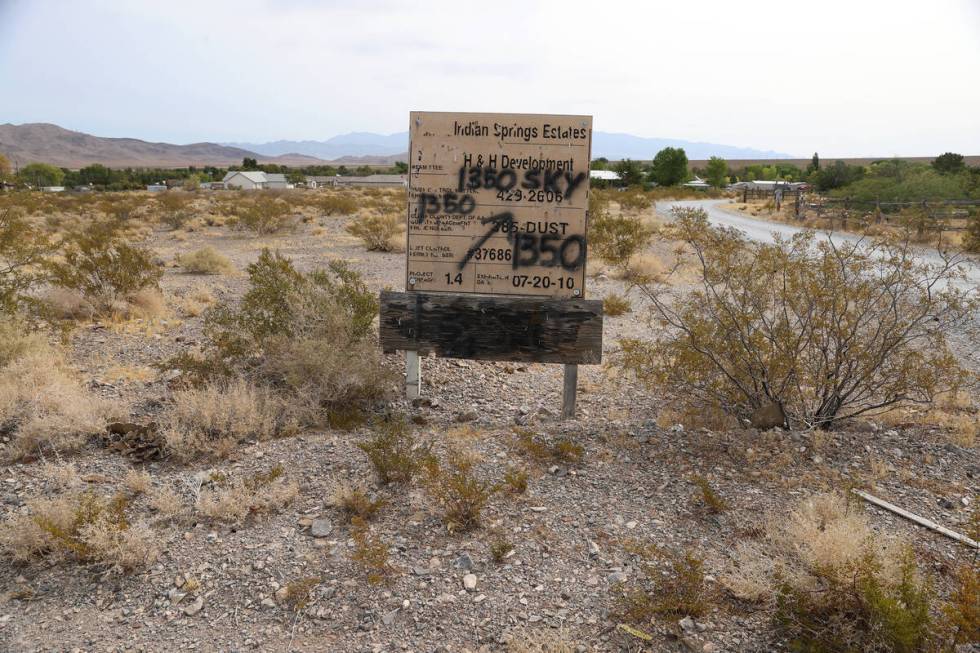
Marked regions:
[0,184,976,652]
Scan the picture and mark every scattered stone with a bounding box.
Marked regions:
[679,616,695,632]
[607,571,627,584]
[454,553,473,571]
[310,518,333,538]
[455,410,478,423]
[181,597,204,617]
[462,574,478,591]
[381,609,398,626]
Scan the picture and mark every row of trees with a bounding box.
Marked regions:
[0,154,408,191]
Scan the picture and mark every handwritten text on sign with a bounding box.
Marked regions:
[407,112,593,297]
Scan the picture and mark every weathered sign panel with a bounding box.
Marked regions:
[380,291,603,364]
[407,112,593,298]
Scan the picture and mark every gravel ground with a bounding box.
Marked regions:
[1,200,977,652]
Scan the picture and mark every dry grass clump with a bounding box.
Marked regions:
[41,288,96,321]
[230,194,295,234]
[163,379,296,460]
[502,466,529,494]
[345,212,405,252]
[513,428,584,465]
[0,491,157,573]
[691,475,728,514]
[122,468,152,495]
[277,576,321,612]
[176,246,235,275]
[506,627,581,652]
[603,293,632,317]
[316,193,359,216]
[196,464,299,523]
[149,485,184,520]
[722,493,939,652]
[0,329,114,460]
[328,480,385,522]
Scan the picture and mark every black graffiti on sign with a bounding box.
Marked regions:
[456,166,588,198]
[458,212,586,272]
[416,192,476,223]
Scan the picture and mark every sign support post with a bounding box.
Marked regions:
[561,364,578,420]
[405,350,421,399]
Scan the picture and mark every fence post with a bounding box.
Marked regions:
[405,351,421,399]
[561,364,578,421]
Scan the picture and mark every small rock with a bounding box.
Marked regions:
[702,644,719,653]
[455,410,478,423]
[381,609,398,626]
[587,540,600,558]
[181,597,204,617]
[310,518,333,538]
[462,574,478,591]
[679,616,695,632]
[454,553,474,571]
[607,571,627,584]
[260,598,276,609]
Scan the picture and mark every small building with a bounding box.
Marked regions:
[323,174,407,188]
[265,173,289,189]
[222,171,270,190]
[41,186,66,193]
[146,184,167,192]
[306,175,333,189]
[683,176,711,190]
[589,170,622,182]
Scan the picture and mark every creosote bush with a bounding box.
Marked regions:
[176,246,235,275]
[723,493,941,652]
[155,192,193,230]
[514,428,584,465]
[328,480,385,522]
[47,220,162,315]
[346,213,405,252]
[231,194,294,234]
[0,204,52,315]
[621,207,976,429]
[0,491,157,573]
[167,248,392,418]
[588,192,655,271]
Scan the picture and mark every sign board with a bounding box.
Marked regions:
[407,111,593,298]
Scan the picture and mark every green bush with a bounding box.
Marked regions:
[169,248,391,413]
[232,194,294,234]
[47,221,161,314]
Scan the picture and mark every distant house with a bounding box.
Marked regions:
[222,171,269,190]
[265,173,289,189]
[729,180,808,192]
[146,184,167,192]
[306,175,333,189]
[589,170,621,182]
[41,186,66,193]
[683,176,711,190]
[320,174,407,188]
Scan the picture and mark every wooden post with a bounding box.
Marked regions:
[561,364,578,420]
[405,350,421,399]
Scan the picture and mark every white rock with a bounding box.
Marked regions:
[462,574,478,591]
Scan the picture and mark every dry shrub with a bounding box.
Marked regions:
[0,319,48,366]
[154,192,193,230]
[317,193,359,216]
[513,428,584,465]
[328,480,385,522]
[41,461,80,488]
[0,204,53,315]
[122,468,151,495]
[41,288,96,321]
[0,331,114,460]
[490,537,514,563]
[177,246,235,275]
[47,220,162,316]
[617,188,653,213]
[944,563,979,645]
[163,379,296,460]
[502,466,529,494]
[346,213,405,252]
[603,293,632,317]
[722,493,937,652]
[231,194,294,234]
[124,288,166,319]
[589,196,655,271]
[613,545,707,623]
[623,208,976,429]
[167,249,392,418]
[350,516,394,584]
[622,253,667,284]
[506,627,580,652]
[358,418,429,485]
[149,486,183,520]
[691,475,727,514]
[196,464,299,523]
[278,576,321,612]
[0,491,157,573]
[424,451,496,533]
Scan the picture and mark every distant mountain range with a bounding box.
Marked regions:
[0,122,794,169]
[227,131,794,162]
[0,123,332,169]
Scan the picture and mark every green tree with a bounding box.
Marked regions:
[613,159,644,186]
[393,161,408,174]
[932,152,965,175]
[242,157,259,170]
[705,157,728,188]
[18,163,64,188]
[591,157,609,170]
[0,153,11,182]
[650,147,688,186]
[807,152,820,174]
[810,160,864,191]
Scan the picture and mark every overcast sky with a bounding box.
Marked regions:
[1,0,978,157]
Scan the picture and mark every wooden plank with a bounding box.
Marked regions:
[379,291,603,364]
[405,350,421,399]
[852,489,978,549]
